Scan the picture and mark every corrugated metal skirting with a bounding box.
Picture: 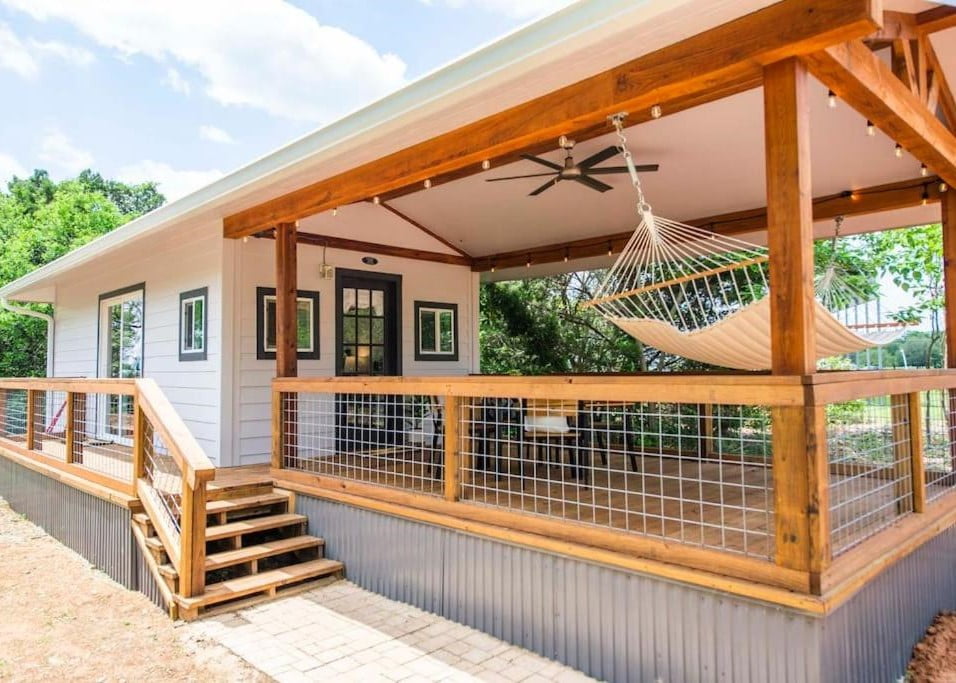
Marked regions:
[297,495,824,683]
[0,456,164,610]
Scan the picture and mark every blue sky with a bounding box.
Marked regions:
[0,0,569,200]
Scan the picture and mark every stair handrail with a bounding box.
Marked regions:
[133,378,215,599]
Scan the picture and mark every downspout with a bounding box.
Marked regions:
[1,298,54,377]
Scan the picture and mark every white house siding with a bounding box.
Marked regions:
[235,236,477,466]
[51,222,225,464]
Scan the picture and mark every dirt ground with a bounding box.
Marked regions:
[0,497,268,682]
[909,612,956,682]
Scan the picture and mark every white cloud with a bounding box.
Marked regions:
[0,152,28,183]
[162,66,190,95]
[2,1,408,123]
[28,38,94,66]
[419,0,573,19]
[38,130,93,174]
[117,160,223,202]
[199,124,235,144]
[0,23,39,78]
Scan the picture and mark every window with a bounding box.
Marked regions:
[414,301,458,361]
[256,287,320,360]
[179,287,207,361]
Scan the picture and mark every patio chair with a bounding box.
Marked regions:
[522,399,585,483]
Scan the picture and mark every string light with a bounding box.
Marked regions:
[895,143,903,158]
[650,104,663,119]
[827,90,837,108]
[526,255,531,268]
[941,182,949,193]
[332,207,338,217]
[490,263,496,273]
[373,195,381,205]
[563,248,569,263]
[424,178,432,189]
[607,241,613,257]
[921,163,928,177]
[922,186,930,206]
[481,159,491,171]
[866,120,875,136]
[242,236,249,244]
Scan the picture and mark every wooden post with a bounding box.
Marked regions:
[444,395,461,502]
[132,397,146,482]
[891,394,914,514]
[65,392,76,464]
[179,477,207,598]
[271,389,284,470]
[25,389,38,451]
[275,221,298,467]
[943,190,956,476]
[765,59,829,586]
[908,392,927,513]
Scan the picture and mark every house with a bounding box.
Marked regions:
[3,0,956,680]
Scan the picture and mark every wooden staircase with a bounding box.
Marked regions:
[133,472,343,620]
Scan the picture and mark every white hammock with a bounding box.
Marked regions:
[584,115,905,371]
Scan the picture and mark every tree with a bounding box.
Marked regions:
[0,169,165,377]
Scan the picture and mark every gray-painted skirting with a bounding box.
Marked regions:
[0,456,164,610]
[297,494,954,683]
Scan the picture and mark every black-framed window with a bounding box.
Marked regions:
[414,301,458,361]
[179,287,208,362]
[256,286,320,360]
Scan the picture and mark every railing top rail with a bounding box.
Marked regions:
[809,369,956,404]
[135,378,215,487]
[272,374,807,406]
[0,377,137,394]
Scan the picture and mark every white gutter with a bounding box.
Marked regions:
[1,298,54,377]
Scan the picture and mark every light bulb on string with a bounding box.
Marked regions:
[921,163,929,177]
[895,143,903,158]
[866,120,875,137]
[922,187,930,206]
[827,90,837,108]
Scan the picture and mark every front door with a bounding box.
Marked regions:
[335,270,401,451]
[97,286,144,443]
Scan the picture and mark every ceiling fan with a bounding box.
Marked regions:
[485,135,659,196]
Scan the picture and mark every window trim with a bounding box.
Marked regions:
[414,300,459,361]
[256,286,321,361]
[178,287,208,362]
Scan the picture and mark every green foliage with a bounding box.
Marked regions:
[0,168,165,377]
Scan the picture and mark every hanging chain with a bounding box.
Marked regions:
[610,112,652,214]
[830,214,845,252]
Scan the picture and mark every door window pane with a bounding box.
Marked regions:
[371,290,384,316]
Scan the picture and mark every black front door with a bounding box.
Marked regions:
[335,269,402,451]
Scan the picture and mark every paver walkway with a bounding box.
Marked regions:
[190,581,596,682]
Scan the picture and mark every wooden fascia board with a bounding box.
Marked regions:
[223,0,880,238]
[803,40,956,187]
[471,176,942,272]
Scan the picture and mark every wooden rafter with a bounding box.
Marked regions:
[377,202,470,257]
[223,0,880,238]
[915,5,956,35]
[257,229,473,267]
[470,176,944,272]
[803,40,956,186]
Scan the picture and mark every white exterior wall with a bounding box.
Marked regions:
[233,237,477,466]
[51,223,225,464]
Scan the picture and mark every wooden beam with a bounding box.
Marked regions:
[259,229,472,267]
[471,176,944,272]
[223,0,880,238]
[275,222,298,379]
[919,34,956,130]
[916,5,956,35]
[866,11,917,46]
[803,40,956,186]
[378,202,470,258]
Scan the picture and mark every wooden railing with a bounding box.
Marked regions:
[271,371,956,600]
[0,378,215,599]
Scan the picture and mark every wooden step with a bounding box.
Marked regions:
[184,558,344,609]
[206,492,289,517]
[206,480,274,501]
[205,513,307,542]
[205,535,324,572]
[132,512,153,533]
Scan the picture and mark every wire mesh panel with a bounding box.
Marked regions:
[282,392,444,496]
[921,389,956,502]
[458,397,775,558]
[828,395,914,556]
[0,388,28,445]
[70,392,134,482]
[142,419,182,544]
[33,390,67,461]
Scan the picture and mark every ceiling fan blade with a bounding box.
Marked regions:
[529,177,559,196]
[521,154,564,171]
[587,164,660,174]
[577,146,620,169]
[574,175,613,193]
[485,172,557,182]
